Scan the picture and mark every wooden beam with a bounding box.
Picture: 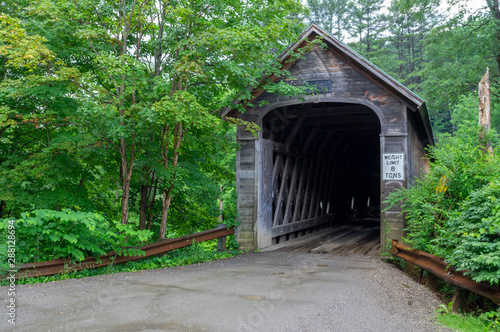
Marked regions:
[332,130,380,137]
[307,161,323,219]
[311,123,381,132]
[271,215,335,238]
[282,156,301,225]
[300,158,317,221]
[317,131,335,155]
[314,161,328,218]
[273,109,290,128]
[292,157,308,222]
[303,124,320,151]
[282,105,372,118]
[324,162,337,215]
[303,115,378,126]
[271,154,283,208]
[273,155,292,226]
[285,110,308,148]
[320,160,334,216]
[328,137,343,159]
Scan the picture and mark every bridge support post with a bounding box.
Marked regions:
[256,138,273,249]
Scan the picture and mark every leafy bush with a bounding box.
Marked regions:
[385,127,500,285]
[0,209,153,268]
[441,181,500,284]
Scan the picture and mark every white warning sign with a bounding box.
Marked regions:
[382,153,405,180]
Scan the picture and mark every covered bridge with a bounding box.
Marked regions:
[223,24,434,251]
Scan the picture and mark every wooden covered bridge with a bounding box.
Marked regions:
[223,24,434,252]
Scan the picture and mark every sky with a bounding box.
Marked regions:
[439,0,487,17]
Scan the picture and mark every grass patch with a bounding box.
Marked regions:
[2,243,239,285]
[435,303,500,332]
[437,312,492,332]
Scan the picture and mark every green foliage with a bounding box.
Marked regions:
[0,0,308,243]
[418,12,499,133]
[306,0,350,40]
[0,209,153,266]
[436,305,500,332]
[441,181,500,284]
[479,309,500,331]
[451,93,481,131]
[0,14,58,71]
[385,127,500,285]
[0,12,88,217]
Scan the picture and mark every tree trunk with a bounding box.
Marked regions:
[219,198,223,223]
[139,168,158,230]
[146,178,158,231]
[159,193,173,239]
[120,137,135,224]
[121,177,131,224]
[139,183,148,230]
[159,123,183,239]
[478,68,493,154]
[0,200,6,218]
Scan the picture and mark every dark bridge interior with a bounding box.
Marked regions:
[261,102,381,248]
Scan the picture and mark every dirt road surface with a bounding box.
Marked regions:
[1,252,449,331]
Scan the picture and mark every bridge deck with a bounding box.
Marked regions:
[262,218,380,255]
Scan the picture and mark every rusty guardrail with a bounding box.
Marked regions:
[9,226,234,279]
[392,239,500,304]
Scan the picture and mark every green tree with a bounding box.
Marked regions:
[348,0,386,54]
[385,0,442,89]
[1,0,310,242]
[306,0,351,40]
[0,13,88,217]
[418,10,499,132]
[486,0,500,78]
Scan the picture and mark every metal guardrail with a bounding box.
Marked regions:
[392,239,500,304]
[10,226,234,279]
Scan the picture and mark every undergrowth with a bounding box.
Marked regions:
[384,128,500,285]
[436,302,500,332]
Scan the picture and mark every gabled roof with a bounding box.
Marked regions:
[223,24,434,145]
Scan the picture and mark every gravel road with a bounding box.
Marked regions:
[1,252,450,332]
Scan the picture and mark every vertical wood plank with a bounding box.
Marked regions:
[307,161,323,219]
[292,157,308,222]
[314,161,328,218]
[257,139,273,248]
[273,154,292,226]
[282,156,301,225]
[321,160,332,215]
[300,158,316,221]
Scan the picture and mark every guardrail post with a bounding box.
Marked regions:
[452,288,469,312]
[217,224,227,252]
[425,272,440,291]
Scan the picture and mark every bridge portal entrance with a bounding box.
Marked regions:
[223,24,433,251]
[262,103,381,246]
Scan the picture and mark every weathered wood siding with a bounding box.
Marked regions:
[234,42,428,250]
[235,128,257,249]
[408,109,430,183]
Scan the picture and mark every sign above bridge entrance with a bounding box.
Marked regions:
[382,153,405,180]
